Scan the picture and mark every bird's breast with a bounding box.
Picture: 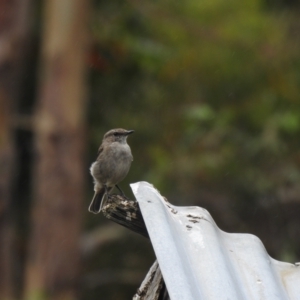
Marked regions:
[91,142,133,186]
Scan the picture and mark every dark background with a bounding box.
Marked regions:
[0,0,299,299]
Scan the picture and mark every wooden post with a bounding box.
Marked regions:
[100,194,170,300]
[102,195,149,238]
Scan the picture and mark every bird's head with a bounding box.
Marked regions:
[103,128,134,144]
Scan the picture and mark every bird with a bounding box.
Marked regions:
[88,128,134,214]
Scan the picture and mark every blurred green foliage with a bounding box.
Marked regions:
[89,0,300,197]
[85,0,300,298]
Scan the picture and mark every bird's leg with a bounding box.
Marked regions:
[105,185,112,199]
[115,184,129,199]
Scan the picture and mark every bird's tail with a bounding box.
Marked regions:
[88,187,106,214]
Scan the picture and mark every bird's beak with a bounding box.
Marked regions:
[125,130,134,135]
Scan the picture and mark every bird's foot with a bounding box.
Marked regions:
[121,194,130,200]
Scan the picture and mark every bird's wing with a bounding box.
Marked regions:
[97,145,104,157]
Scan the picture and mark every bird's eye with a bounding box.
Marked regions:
[113,132,118,136]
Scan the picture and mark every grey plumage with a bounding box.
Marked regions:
[88,128,134,214]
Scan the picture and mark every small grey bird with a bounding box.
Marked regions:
[88,128,134,214]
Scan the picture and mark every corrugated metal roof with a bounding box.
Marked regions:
[131,181,300,300]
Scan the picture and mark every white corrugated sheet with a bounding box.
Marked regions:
[130,181,300,300]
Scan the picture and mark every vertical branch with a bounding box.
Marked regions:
[24,1,89,299]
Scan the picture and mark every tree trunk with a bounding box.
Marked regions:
[0,78,15,300]
[0,0,32,299]
[24,1,89,299]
